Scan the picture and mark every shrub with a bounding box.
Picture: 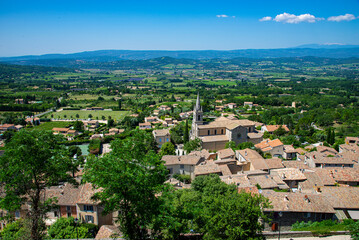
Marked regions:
[173,174,191,184]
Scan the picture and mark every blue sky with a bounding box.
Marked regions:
[0,0,359,56]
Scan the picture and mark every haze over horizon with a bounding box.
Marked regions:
[1,0,359,57]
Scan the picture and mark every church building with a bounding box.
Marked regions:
[190,93,258,151]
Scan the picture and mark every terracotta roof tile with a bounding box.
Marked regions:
[217,148,235,160]
[162,155,201,166]
[264,157,284,169]
[262,190,335,213]
[320,186,359,209]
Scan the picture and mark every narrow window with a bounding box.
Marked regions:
[85,215,94,223]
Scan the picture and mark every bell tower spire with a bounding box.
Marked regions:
[191,92,203,139]
[195,92,201,111]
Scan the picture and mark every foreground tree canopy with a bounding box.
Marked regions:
[83,130,168,239]
[155,175,271,240]
[0,130,78,240]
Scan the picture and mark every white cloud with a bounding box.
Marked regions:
[216,15,229,18]
[274,12,323,23]
[259,16,272,22]
[328,13,356,22]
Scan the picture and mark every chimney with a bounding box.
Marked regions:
[284,195,289,201]
[304,195,310,203]
[245,151,247,156]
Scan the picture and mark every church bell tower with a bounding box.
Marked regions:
[191,92,203,139]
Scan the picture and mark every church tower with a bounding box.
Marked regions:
[191,92,203,139]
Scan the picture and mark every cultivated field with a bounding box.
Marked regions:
[46,110,130,121]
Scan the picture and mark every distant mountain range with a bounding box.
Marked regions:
[294,43,359,49]
[1,45,359,66]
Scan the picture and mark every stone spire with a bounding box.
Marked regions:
[195,92,201,110]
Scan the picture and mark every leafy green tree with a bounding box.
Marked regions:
[159,142,176,158]
[75,113,80,119]
[225,141,236,150]
[73,120,84,131]
[88,139,101,155]
[183,119,189,143]
[184,138,201,153]
[263,131,271,139]
[0,130,77,240]
[83,130,168,240]
[273,125,287,136]
[3,129,16,143]
[348,221,359,240]
[47,217,97,239]
[237,142,255,150]
[108,118,115,127]
[68,145,82,158]
[155,175,271,239]
[0,219,31,240]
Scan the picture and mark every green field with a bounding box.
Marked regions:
[68,94,118,101]
[33,121,74,131]
[46,110,130,121]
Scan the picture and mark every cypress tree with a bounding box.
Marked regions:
[330,129,335,145]
[326,128,332,144]
[184,119,189,143]
[118,99,122,110]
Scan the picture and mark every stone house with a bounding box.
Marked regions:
[227,103,237,109]
[243,102,253,108]
[345,136,359,145]
[261,125,290,134]
[304,151,355,168]
[247,132,263,145]
[236,149,269,172]
[52,127,70,135]
[25,117,40,125]
[255,139,284,158]
[261,190,335,231]
[85,120,100,131]
[145,117,158,123]
[153,129,171,148]
[0,124,16,133]
[162,155,202,179]
[76,183,113,226]
[320,186,359,221]
[270,168,307,189]
[283,145,297,160]
[139,122,152,130]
